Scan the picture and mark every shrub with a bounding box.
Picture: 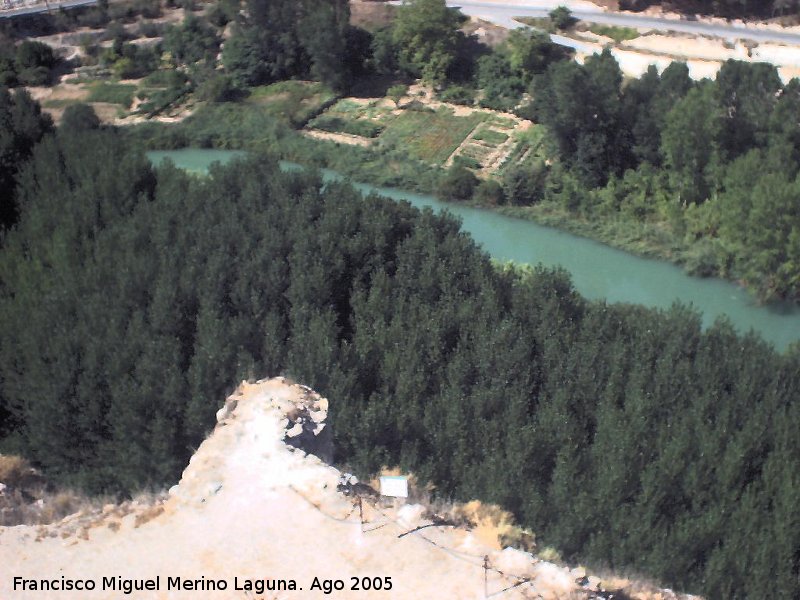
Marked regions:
[195,71,239,102]
[549,6,576,30]
[503,162,547,206]
[438,164,479,201]
[387,84,408,107]
[0,455,31,487]
[472,128,509,145]
[86,82,136,107]
[143,69,188,88]
[453,154,481,170]
[438,85,475,106]
[16,40,56,70]
[138,22,165,38]
[311,115,384,138]
[473,179,505,205]
[16,66,51,86]
[60,103,101,132]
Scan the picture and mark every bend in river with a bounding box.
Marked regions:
[148,149,800,351]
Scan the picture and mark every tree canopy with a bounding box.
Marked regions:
[1,123,798,598]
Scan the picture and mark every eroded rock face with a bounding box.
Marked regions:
[281,383,333,465]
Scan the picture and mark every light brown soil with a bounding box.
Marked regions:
[463,18,511,47]
[350,0,396,30]
[302,129,373,147]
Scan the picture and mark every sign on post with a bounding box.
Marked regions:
[379,475,408,498]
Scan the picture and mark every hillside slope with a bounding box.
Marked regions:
[1,378,700,599]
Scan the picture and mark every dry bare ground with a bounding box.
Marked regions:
[1,378,702,600]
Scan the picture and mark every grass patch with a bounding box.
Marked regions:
[497,126,547,173]
[486,114,516,128]
[461,144,494,161]
[380,107,485,164]
[42,98,81,109]
[454,154,482,169]
[309,115,384,138]
[246,81,337,127]
[86,82,136,108]
[473,128,509,145]
[321,98,395,122]
[515,16,554,32]
[583,23,639,42]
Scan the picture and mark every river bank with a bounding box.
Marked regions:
[148,148,800,351]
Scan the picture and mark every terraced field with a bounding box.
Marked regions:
[379,107,486,164]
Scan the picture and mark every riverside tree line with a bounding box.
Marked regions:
[3,0,799,299]
[0,115,799,598]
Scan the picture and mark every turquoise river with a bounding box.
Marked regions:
[147,149,800,351]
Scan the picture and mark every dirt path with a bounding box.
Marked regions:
[302,129,373,147]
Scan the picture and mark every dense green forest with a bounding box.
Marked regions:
[1,1,800,596]
[518,55,800,301]
[1,117,799,598]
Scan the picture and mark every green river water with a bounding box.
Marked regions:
[147,149,800,351]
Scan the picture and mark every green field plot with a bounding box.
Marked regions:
[472,127,509,145]
[309,114,384,138]
[247,81,336,127]
[318,98,396,124]
[461,143,494,162]
[498,125,547,172]
[486,114,516,128]
[86,82,137,107]
[42,98,81,109]
[584,23,639,42]
[515,16,554,32]
[380,107,485,164]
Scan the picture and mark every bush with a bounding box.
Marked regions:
[438,85,475,106]
[60,103,101,132]
[503,162,547,206]
[453,154,482,170]
[473,179,505,205]
[135,0,162,19]
[438,164,479,201]
[194,71,239,102]
[16,66,51,86]
[387,84,408,107]
[0,455,32,488]
[207,0,240,27]
[311,115,384,138]
[143,69,188,88]
[86,82,136,107]
[138,22,165,38]
[473,128,509,145]
[102,21,132,43]
[77,8,110,29]
[549,6,576,30]
[16,40,56,70]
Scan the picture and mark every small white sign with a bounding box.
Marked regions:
[379,475,409,498]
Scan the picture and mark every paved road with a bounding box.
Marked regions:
[0,0,96,18]
[451,0,800,44]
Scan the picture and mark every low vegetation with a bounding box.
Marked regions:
[309,114,384,138]
[582,23,640,42]
[0,455,101,526]
[86,82,137,107]
[472,127,509,145]
[379,107,486,164]
[246,81,337,127]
